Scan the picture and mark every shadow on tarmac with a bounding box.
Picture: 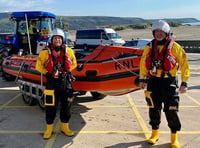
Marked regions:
[188,85,200,90]
[50,95,99,148]
[104,140,171,148]
[71,95,100,131]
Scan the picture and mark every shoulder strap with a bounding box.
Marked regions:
[48,45,56,68]
[150,39,156,65]
[162,36,175,70]
[61,45,67,70]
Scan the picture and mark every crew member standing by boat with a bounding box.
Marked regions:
[139,20,190,148]
[36,28,77,139]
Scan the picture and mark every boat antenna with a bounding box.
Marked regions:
[25,13,32,55]
[15,55,27,83]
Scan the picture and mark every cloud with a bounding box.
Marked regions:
[0,0,54,12]
[139,5,200,19]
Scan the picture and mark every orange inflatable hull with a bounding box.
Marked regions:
[3,45,143,95]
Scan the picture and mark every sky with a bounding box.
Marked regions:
[0,0,200,20]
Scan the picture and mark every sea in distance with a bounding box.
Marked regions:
[182,22,200,26]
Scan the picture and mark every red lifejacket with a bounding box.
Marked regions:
[45,44,72,74]
[146,36,176,73]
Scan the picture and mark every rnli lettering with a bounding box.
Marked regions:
[115,59,137,70]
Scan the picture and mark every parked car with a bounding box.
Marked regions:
[123,39,151,49]
[67,38,74,48]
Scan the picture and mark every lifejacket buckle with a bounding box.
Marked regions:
[152,66,157,74]
[54,70,59,78]
[154,60,162,67]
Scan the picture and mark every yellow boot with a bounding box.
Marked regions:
[61,122,74,136]
[43,124,53,139]
[147,129,159,144]
[171,133,180,148]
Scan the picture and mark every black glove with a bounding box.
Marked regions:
[139,79,148,83]
[68,88,74,99]
[181,82,188,87]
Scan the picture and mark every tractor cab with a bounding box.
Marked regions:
[9,11,56,55]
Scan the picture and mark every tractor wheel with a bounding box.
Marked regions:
[0,46,16,81]
[0,48,9,74]
[90,92,106,100]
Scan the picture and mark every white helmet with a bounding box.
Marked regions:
[152,20,170,33]
[51,28,65,42]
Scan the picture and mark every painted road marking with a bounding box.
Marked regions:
[82,105,129,108]
[77,130,200,134]
[127,94,150,139]
[3,105,38,108]
[1,91,200,148]
[184,93,200,106]
[0,86,19,90]
[3,104,200,109]
[1,130,200,135]
[45,121,60,148]
[0,130,43,134]
[0,93,21,110]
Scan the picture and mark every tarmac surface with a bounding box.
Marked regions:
[0,53,199,148]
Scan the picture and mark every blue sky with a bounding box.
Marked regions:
[0,0,200,20]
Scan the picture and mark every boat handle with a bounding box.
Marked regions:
[5,61,10,65]
[23,64,29,69]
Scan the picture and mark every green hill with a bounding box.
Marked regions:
[0,12,199,32]
[59,16,146,30]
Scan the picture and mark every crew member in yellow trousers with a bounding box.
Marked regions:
[36,28,77,139]
[139,20,190,148]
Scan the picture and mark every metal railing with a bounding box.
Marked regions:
[176,40,200,53]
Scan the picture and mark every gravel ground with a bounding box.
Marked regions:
[67,25,200,41]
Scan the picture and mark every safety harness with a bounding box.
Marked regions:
[44,45,73,106]
[45,44,72,77]
[146,36,176,78]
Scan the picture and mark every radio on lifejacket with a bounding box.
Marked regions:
[53,63,62,78]
[152,66,157,74]
[152,60,162,74]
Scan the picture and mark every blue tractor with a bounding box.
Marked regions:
[0,11,64,73]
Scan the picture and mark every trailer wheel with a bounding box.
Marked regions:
[2,71,16,81]
[90,92,106,100]
[22,94,37,106]
[38,96,45,110]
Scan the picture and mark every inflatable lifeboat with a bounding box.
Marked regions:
[2,45,143,96]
